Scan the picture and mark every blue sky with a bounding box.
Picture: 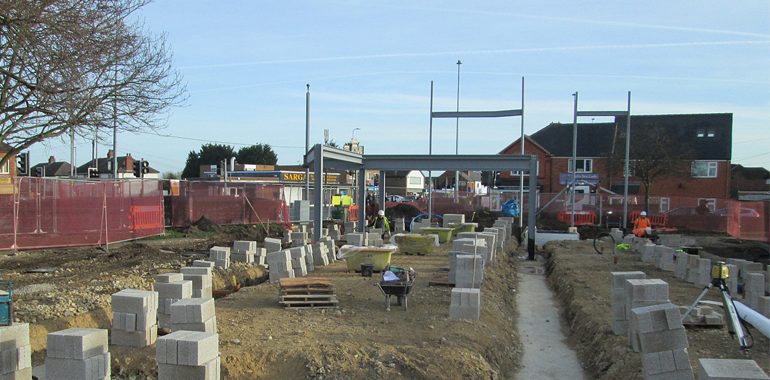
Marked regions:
[32,0,770,173]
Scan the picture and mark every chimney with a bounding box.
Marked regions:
[125,153,134,174]
[107,149,114,159]
[48,156,55,164]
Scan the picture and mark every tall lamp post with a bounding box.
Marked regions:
[454,60,461,201]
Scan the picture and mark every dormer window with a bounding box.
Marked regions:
[697,128,705,137]
[706,128,715,137]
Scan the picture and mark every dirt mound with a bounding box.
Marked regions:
[192,215,222,232]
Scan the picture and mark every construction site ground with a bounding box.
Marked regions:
[1,225,768,379]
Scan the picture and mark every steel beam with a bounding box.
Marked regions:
[576,110,628,117]
[363,155,532,171]
[432,110,523,118]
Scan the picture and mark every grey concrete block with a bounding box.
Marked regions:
[158,356,220,380]
[697,358,769,380]
[193,260,215,268]
[170,298,216,324]
[625,279,669,320]
[454,254,485,288]
[155,273,184,283]
[263,237,282,252]
[208,247,230,260]
[656,246,676,271]
[153,281,193,300]
[0,366,32,380]
[726,264,739,295]
[642,349,693,379]
[0,344,31,374]
[156,330,219,366]
[0,324,30,351]
[611,271,647,290]
[46,328,108,360]
[745,273,766,309]
[641,243,658,263]
[182,273,213,298]
[697,258,713,286]
[675,251,689,280]
[231,252,255,263]
[111,326,157,347]
[181,267,212,276]
[449,288,481,321]
[45,352,110,380]
[170,318,217,334]
[442,213,465,226]
[232,240,256,253]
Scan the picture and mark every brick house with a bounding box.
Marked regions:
[497,113,733,211]
[30,156,73,178]
[0,142,15,179]
[731,164,770,200]
[77,150,160,179]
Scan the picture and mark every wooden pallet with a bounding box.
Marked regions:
[278,277,338,308]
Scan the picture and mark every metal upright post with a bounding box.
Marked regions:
[305,84,311,202]
[623,91,632,230]
[454,60,462,202]
[313,144,323,241]
[571,92,578,227]
[519,77,525,228]
[428,81,434,221]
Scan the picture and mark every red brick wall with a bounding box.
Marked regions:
[499,140,551,189]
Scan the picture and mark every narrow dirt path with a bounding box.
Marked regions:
[512,256,587,380]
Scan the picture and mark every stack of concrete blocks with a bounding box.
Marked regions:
[111,289,158,347]
[492,219,511,239]
[154,273,193,329]
[744,272,766,310]
[641,243,658,263]
[697,359,769,380]
[156,330,220,380]
[45,328,110,380]
[454,254,485,288]
[345,233,366,247]
[610,271,647,335]
[674,251,689,280]
[610,228,624,243]
[208,246,230,269]
[343,221,357,235]
[266,250,294,283]
[170,298,217,333]
[410,219,430,233]
[654,246,676,272]
[625,279,670,352]
[367,227,382,236]
[630,303,693,380]
[311,241,330,266]
[458,232,497,263]
[320,228,328,238]
[0,323,32,379]
[442,214,465,227]
[290,231,309,248]
[318,237,337,263]
[725,264,739,296]
[263,237,283,253]
[301,244,316,272]
[679,305,724,326]
[685,254,701,284]
[231,240,256,264]
[393,218,405,233]
[449,288,481,321]
[447,251,462,285]
[695,258,713,286]
[288,247,309,277]
[368,233,384,247]
[658,234,682,247]
[181,267,213,299]
[739,261,764,288]
[623,235,636,245]
[453,238,490,263]
[193,260,215,268]
[484,227,506,253]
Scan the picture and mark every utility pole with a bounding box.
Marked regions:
[518,76,525,228]
[305,84,310,202]
[571,92,578,228]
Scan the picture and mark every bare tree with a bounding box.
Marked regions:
[0,0,186,168]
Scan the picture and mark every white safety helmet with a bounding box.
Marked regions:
[640,211,647,216]
[378,210,385,216]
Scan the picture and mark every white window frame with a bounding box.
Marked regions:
[691,161,718,178]
[408,176,423,186]
[0,157,9,174]
[568,158,593,173]
[706,128,715,137]
[659,197,670,212]
[697,198,716,212]
[697,128,705,138]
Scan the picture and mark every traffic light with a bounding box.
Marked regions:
[16,152,29,176]
[88,167,99,178]
[141,160,149,175]
[132,160,141,177]
[34,166,43,177]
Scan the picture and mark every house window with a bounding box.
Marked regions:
[0,158,9,174]
[697,129,705,138]
[691,161,717,178]
[706,128,715,137]
[697,198,716,212]
[511,161,540,176]
[568,158,592,173]
[659,197,670,212]
[408,177,423,186]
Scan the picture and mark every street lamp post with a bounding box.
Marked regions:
[352,128,360,140]
[454,60,461,201]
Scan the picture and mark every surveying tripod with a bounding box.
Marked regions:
[681,261,751,350]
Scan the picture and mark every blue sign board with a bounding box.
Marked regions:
[559,172,600,185]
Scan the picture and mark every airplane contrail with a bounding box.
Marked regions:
[180,40,770,70]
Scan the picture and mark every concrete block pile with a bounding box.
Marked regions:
[685,255,701,284]
[328,224,342,240]
[410,219,430,233]
[745,272,766,310]
[266,250,295,283]
[343,221,357,235]
[154,273,193,329]
[311,241,330,266]
[263,237,283,253]
[181,267,213,299]
[697,359,769,380]
[630,303,693,379]
[442,213,465,226]
[289,247,309,276]
[453,238,490,263]
[156,330,220,380]
[449,288,481,321]
[111,289,158,347]
[318,237,337,262]
[674,251,689,280]
[231,240,258,264]
[290,231,309,247]
[393,218,405,233]
[345,233,366,247]
[302,245,316,272]
[457,232,497,262]
[610,271,647,335]
[454,254,485,288]
[193,260,215,268]
[208,246,230,269]
[679,305,723,326]
[0,323,32,379]
[654,246,676,272]
[624,279,670,345]
[170,298,217,333]
[45,328,110,380]
[641,243,658,263]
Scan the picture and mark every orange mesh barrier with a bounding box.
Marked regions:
[557,210,597,225]
[0,177,164,250]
